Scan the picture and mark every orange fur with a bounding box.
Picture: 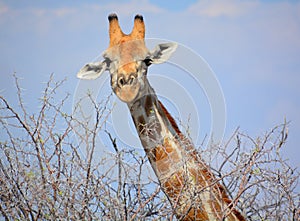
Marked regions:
[108,14,124,47]
[108,14,145,48]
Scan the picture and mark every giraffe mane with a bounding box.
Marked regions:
[158,100,182,137]
[158,100,246,220]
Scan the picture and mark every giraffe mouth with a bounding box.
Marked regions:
[114,83,140,103]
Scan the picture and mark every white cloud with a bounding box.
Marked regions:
[53,7,77,17]
[0,1,8,15]
[0,0,166,37]
[186,0,258,18]
[92,0,165,16]
[176,1,300,91]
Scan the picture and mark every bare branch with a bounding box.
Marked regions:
[0,74,299,220]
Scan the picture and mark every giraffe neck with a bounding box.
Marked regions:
[127,78,245,221]
[128,78,183,178]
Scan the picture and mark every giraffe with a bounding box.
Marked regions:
[77,13,246,221]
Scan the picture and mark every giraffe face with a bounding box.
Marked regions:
[103,38,149,103]
[77,13,178,103]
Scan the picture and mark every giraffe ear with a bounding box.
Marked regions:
[77,60,108,80]
[149,42,178,64]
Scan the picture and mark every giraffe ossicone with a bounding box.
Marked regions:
[77,13,246,221]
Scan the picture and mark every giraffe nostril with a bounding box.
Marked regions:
[128,75,135,85]
[117,74,136,87]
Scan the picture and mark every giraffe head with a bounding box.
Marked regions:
[77,13,177,103]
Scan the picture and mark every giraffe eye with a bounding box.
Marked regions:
[143,58,152,66]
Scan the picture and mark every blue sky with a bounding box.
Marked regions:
[0,0,299,171]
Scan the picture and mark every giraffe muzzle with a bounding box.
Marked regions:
[114,74,140,103]
[117,74,137,88]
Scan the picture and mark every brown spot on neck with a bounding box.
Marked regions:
[145,95,154,116]
[136,115,146,134]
